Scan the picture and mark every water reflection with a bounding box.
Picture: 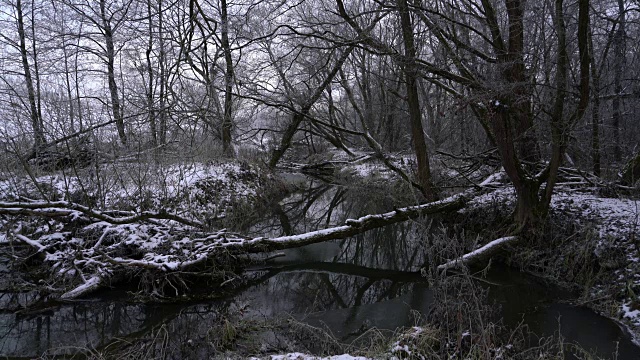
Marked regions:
[0,176,638,359]
[1,302,147,356]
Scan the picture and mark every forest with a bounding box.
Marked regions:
[0,0,639,358]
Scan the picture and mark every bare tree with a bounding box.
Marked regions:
[611,0,626,163]
[61,0,133,146]
[99,0,128,145]
[219,0,233,155]
[396,0,436,200]
[15,0,45,153]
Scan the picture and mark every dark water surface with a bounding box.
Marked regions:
[0,176,638,359]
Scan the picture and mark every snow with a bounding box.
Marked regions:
[253,354,371,360]
[14,234,45,252]
[0,160,276,300]
[552,191,639,237]
[60,275,102,300]
[265,226,352,244]
[622,302,640,326]
[390,344,410,355]
[437,236,517,271]
[0,161,270,222]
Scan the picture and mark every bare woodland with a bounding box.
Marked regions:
[0,0,639,305]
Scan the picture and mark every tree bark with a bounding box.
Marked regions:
[397,0,437,200]
[503,0,538,164]
[100,0,127,146]
[220,0,234,156]
[612,0,625,163]
[588,26,601,177]
[16,0,45,154]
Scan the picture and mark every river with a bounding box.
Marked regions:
[0,174,638,359]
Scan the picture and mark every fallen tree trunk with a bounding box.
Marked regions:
[6,172,506,299]
[60,275,104,300]
[237,193,467,253]
[437,236,519,271]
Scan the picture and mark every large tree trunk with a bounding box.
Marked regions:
[504,0,538,164]
[612,0,625,163]
[220,0,234,156]
[100,0,127,146]
[16,0,45,154]
[589,26,601,177]
[480,0,546,230]
[487,0,589,231]
[397,0,437,200]
[490,105,544,229]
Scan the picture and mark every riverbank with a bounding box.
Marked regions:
[1,156,639,359]
[330,153,640,345]
[458,182,640,346]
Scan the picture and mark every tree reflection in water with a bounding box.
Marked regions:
[2,178,638,359]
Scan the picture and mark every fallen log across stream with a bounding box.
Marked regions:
[1,173,506,300]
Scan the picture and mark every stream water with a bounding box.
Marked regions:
[0,175,638,359]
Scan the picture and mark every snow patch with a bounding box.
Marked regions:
[622,302,640,326]
[255,353,370,360]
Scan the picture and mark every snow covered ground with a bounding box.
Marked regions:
[0,160,274,221]
[0,160,280,299]
[252,353,371,360]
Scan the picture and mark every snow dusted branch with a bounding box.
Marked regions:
[236,193,468,253]
[14,233,46,252]
[0,200,203,228]
[5,172,507,300]
[60,275,104,300]
[437,236,519,272]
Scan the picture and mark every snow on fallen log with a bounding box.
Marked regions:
[14,233,46,252]
[227,171,507,252]
[9,192,471,299]
[437,236,518,272]
[236,193,468,253]
[4,172,506,299]
[60,275,103,300]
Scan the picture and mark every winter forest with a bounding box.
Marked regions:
[0,0,640,358]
